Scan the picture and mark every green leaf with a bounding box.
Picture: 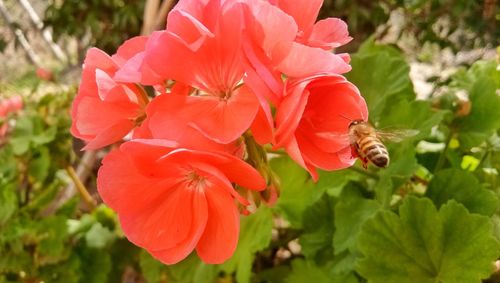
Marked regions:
[32,125,57,145]
[286,259,358,283]
[9,116,33,155]
[166,253,218,283]
[222,206,273,283]
[25,182,60,213]
[455,61,500,148]
[377,99,443,136]
[299,194,335,262]
[0,183,17,225]
[317,170,361,197]
[39,254,81,283]
[426,169,498,216]
[78,248,112,283]
[256,266,291,283]
[56,197,79,218]
[85,222,115,249]
[334,196,380,255]
[192,262,219,283]
[286,259,331,283]
[139,250,168,283]
[37,216,70,264]
[356,197,499,283]
[347,40,414,121]
[271,157,322,227]
[374,144,419,206]
[28,146,51,183]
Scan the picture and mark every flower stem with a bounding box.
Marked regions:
[66,166,96,210]
[135,83,150,105]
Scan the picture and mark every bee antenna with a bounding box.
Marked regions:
[339,114,353,122]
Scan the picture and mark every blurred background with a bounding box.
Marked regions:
[0,0,498,282]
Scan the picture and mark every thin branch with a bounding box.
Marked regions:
[0,0,40,66]
[65,165,96,210]
[154,0,176,30]
[18,0,68,63]
[141,0,160,35]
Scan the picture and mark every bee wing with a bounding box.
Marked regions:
[375,129,420,143]
[315,132,352,146]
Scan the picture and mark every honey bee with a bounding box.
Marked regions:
[348,120,419,169]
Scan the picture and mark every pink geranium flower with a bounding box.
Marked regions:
[136,91,246,156]
[270,0,352,50]
[243,0,351,93]
[0,96,23,139]
[274,74,368,180]
[71,47,148,150]
[142,0,260,144]
[97,139,266,264]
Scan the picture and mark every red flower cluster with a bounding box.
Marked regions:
[71,0,368,264]
[0,96,23,139]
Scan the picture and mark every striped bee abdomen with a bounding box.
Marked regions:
[358,136,389,168]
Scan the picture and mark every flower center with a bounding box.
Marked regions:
[185,170,207,190]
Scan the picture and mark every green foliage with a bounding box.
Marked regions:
[270,157,322,228]
[320,0,497,51]
[222,206,274,283]
[334,191,380,255]
[44,0,144,54]
[426,169,498,216]
[357,197,499,283]
[453,61,500,148]
[286,259,331,283]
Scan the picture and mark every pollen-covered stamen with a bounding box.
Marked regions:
[185,170,207,190]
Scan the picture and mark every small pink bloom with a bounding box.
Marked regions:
[1,96,22,114]
[0,123,7,138]
[97,139,266,264]
[0,100,10,116]
[36,67,54,81]
[71,48,148,150]
[275,74,368,180]
[242,0,350,104]
[8,96,23,112]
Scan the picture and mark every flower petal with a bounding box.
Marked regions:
[84,48,117,74]
[272,0,323,33]
[196,183,239,264]
[275,82,310,148]
[112,36,149,67]
[148,189,207,264]
[146,94,238,152]
[81,119,135,150]
[186,87,260,144]
[304,18,352,50]
[278,42,351,77]
[159,149,266,191]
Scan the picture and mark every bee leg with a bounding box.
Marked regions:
[350,145,359,158]
[361,157,369,169]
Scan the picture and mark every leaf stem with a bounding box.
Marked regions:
[348,166,379,180]
[65,165,96,210]
[434,130,454,173]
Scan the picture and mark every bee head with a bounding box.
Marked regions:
[348,120,364,128]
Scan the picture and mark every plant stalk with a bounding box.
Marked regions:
[65,166,96,210]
